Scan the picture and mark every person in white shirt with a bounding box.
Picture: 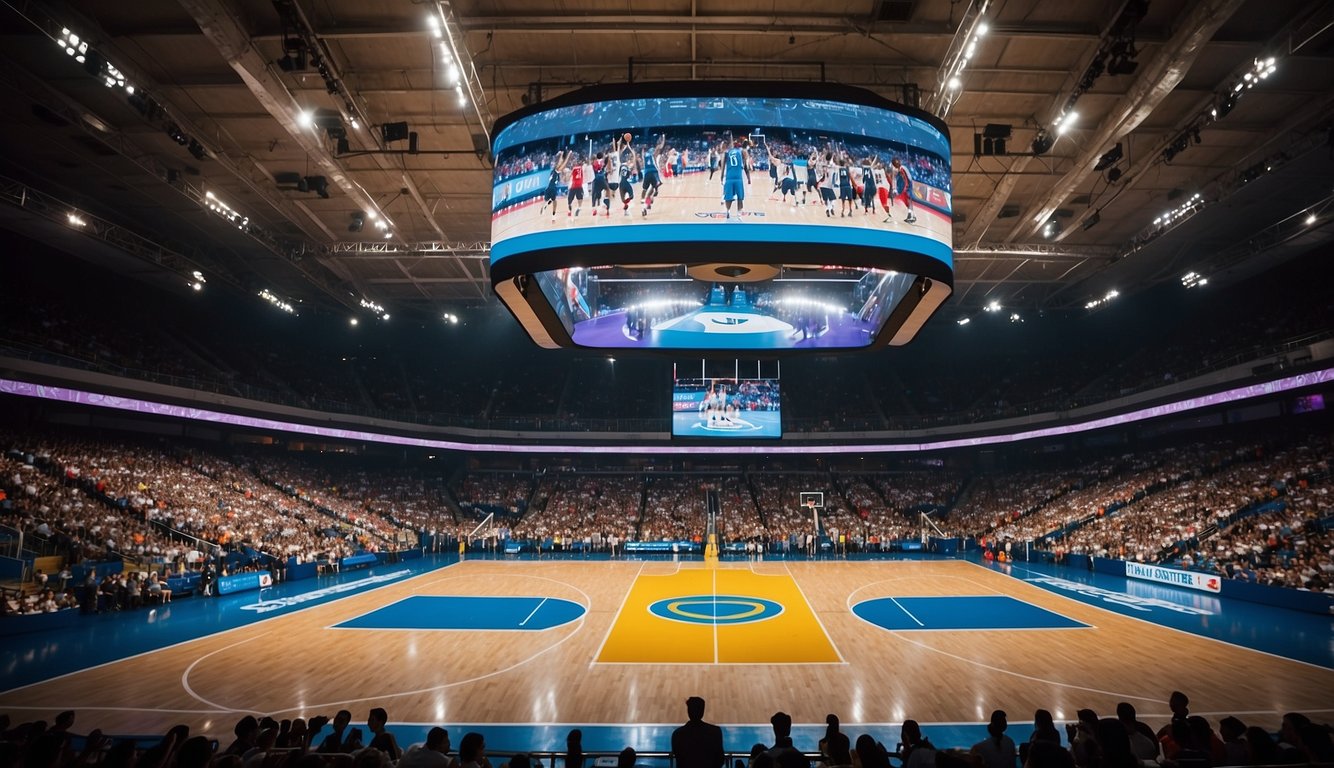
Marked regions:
[399,727,452,768]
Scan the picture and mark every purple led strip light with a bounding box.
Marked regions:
[2,368,1330,455]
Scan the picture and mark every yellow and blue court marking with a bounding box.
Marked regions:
[334,595,585,631]
[597,568,841,664]
[852,595,1088,631]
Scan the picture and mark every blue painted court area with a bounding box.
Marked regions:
[334,595,585,631]
[0,554,458,692]
[981,559,1334,669]
[853,594,1089,631]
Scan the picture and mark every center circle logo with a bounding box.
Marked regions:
[647,594,784,625]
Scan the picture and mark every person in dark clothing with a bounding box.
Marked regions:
[672,697,725,768]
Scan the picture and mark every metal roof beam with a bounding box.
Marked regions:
[1002,0,1248,243]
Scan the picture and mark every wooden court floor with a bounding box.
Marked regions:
[2,559,1329,738]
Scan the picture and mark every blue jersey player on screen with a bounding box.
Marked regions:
[720,136,752,220]
[639,133,666,217]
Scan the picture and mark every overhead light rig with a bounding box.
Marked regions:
[1162,55,1280,164]
[271,0,366,135]
[1031,0,1148,155]
[927,0,990,118]
[429,1,495,151]
[0,174,222,294]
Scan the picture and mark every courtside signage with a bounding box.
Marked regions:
[1124,562,1221,593]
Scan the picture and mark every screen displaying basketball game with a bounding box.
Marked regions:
[672,377,782,438]
[489,83,954,351]
[530,265,918,350]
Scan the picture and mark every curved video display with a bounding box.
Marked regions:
[490,82,953,352]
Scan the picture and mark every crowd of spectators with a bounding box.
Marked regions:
[2,694,1331,768]
[1056,436,1332,588]
[947,469,1086,536]
[515,473,641,547]
[4,426,1330,595]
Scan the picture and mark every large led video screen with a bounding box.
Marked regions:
[530,265,918,350]
[489,82,954,351]
[672,378,781,439]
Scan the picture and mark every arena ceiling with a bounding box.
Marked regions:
[1,0,1332,319]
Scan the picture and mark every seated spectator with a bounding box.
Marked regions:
[366,708,400,761]
[399,727,451,768]
[971,711,1017,768]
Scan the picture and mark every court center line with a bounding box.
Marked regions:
[887,596,925,627]
[519,597,549,627]
[712,568,719,665]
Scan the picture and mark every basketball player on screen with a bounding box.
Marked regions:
[699,382,720,426]
[640,133,667,216]
[566,151,585,217]
[873,159,892,221]
[806,149,821,205]
[617,146,638,215]
[766,142,781,194]
[590,146,610,217]
[721,136,752,220]
[606,137,621,203]
[818,151,837,217]
[541,149,569,221]
[859,155,878,215]
[836,152,855,218]
[779,154,800,208]
[889,157,918,224]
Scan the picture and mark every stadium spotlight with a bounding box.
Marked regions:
[957,317,971,326]
[1054,111,1079,136]
[297,109,315,128]
[1009,312,1023,323]
[66,212,87,228]
[947,76,962,90]
[975,21,989,36]
[1042,217,1062,239]
[984,300,1001,313]
[443,312,460,324]
[1031,129,1053,155]
[349,317,359,326]
[259,289,297,314]
[189,270,206,291]
[58,28,89,63]
[1306,213,1317,226]
[1084,289,1118,310]
[1181,271,1209,289]
[349,212,365,232]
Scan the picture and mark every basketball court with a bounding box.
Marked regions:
[2,556,1330,751]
